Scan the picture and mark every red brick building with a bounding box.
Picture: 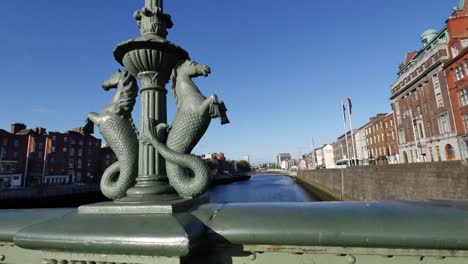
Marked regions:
[333,131,357,164]
[390,16,461,163]
[364,113,398,165]
[444,0,468,160]
[0,123,102,188]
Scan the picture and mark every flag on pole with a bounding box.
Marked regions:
[45,137,52,155]
[27,136,36,154]
[43,137,52,161]
[347,96,352,115]
[342,103,347,122]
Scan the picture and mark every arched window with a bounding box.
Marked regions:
[402,151,408,164]
[445,144,456,160]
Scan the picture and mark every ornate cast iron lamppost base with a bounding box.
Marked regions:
[79,194,209,214]
[113,0,189,202]
[85,0,228,206]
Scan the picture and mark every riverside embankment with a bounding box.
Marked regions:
[293,161,468,201]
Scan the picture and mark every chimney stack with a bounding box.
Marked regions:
[10,123,26,134]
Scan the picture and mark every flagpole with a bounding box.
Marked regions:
[341,101,350,165]
[346,97,357,166]
[42,138,49,184]
[24,136,31,187]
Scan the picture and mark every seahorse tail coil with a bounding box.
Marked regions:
[100,162,124,199]
[99,117,139,200]
[151,138,211,198]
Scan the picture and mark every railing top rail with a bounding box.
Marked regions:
[1,200,468,257]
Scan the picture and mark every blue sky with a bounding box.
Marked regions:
[0,0,459,163]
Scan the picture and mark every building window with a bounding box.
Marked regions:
[435,146,441,161]
[456,65,465,80]
[395,101,401,125]
[79,139,83,146]
[451,44,459,57]
[77,159,82,169]
[398,129,405,144]
[70,148,75,156]
[461,38,468,49]
[71,137,75,144]
[64,137,68,143]
[445,144,456,160]
[464,113,468,133]
[437,113,451,134]
[51,146,56,153]
[416,120,426,138]
[78,149,82,157]
[52,135,56,141]
[460,88,468,107]
[14,140,19,148]
[436,93,444,108]
[63,147,67,153]
[69,160,74,169]
[2,139,7,146]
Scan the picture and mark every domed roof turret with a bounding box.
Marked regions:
[421,29,438,46]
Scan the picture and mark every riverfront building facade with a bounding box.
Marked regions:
[0,123,103,188]
[354,124,370,165]
[365,113,398,165]
[444,2,468,160]
[390,27,460,163]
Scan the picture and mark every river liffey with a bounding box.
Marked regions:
[208,174,319,203]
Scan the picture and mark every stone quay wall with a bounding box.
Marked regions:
[296,161,468,201]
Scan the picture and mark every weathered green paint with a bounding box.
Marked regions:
[5,0,467,263]
[2,201,468,263]
[192,202,468,250]
[140,60,229,198]
[112,0,189,200]
[84,70,139,200]
[0,208,73,242]
[87,0,230,201]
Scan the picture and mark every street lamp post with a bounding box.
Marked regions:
[112,0,189,201]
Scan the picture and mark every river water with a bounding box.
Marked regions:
[208,174,319,203]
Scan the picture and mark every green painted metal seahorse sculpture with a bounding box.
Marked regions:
[84,70,139,200]
[141,60,229,198]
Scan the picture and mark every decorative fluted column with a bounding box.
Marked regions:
[113,0,189,200]
[125,71,174,198]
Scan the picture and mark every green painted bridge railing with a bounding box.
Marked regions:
[1,200,468,263]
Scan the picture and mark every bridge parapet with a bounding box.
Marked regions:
[1,201,468,263]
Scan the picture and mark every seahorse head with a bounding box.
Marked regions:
[170,60,211,105]
[102,70,138,116]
